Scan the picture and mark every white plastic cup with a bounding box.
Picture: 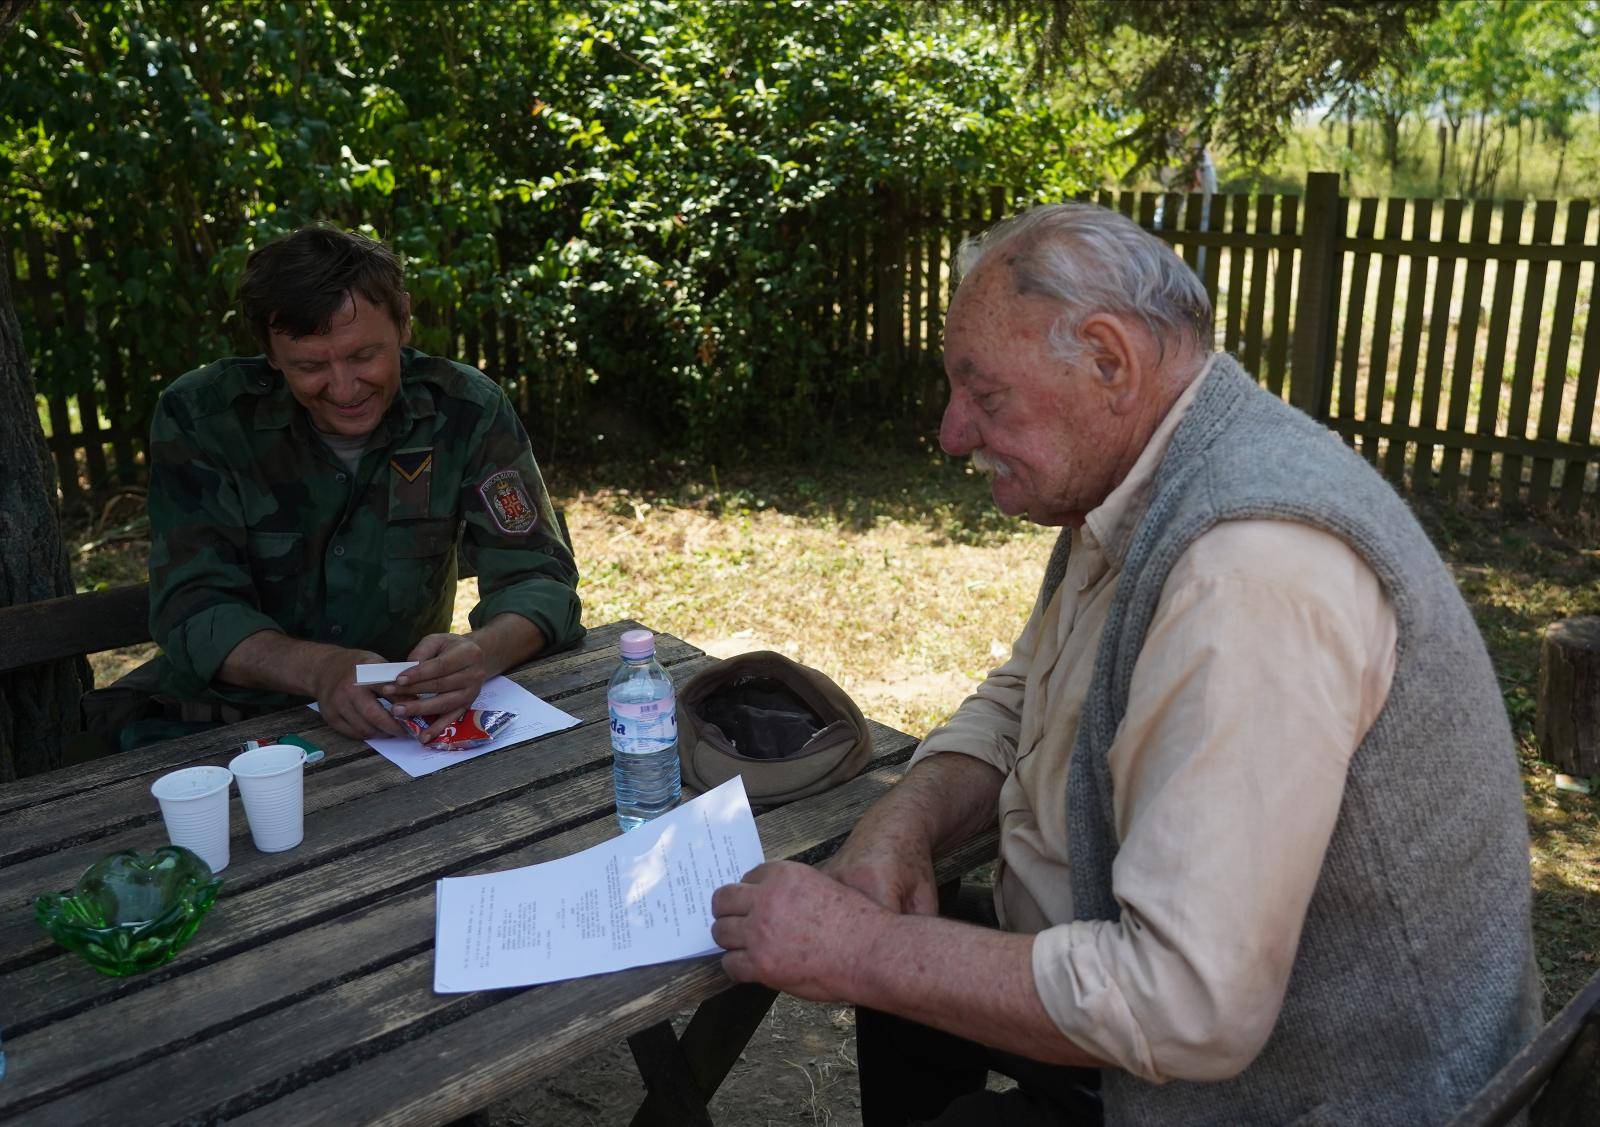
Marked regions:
[228,744,307,853]
[150,765,234,873]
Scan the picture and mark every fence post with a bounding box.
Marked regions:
[1289,171,1344,421]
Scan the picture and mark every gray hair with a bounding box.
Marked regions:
[955,203,1213,365]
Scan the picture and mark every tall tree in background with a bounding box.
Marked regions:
[0,0,87,782]
[971,0,1437,168]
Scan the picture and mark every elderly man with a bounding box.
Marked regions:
[93,226,580,748]
[711,204,1538,1125]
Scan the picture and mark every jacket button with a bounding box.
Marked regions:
[333,545,346,557]
[330,624,344,637]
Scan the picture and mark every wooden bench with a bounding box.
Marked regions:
[1447,965,1600,1127]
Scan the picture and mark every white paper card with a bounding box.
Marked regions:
[312,675,580,778]
[432,776,765,993]
[354,660,419,686]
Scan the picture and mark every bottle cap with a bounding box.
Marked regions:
[619,629,656,660]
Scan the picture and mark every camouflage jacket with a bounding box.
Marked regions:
[146,347,582,712]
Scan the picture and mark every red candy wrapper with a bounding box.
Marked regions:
[380,700,516,750]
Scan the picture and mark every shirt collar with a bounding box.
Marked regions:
[1083,353,1217,567]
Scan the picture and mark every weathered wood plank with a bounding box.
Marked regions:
[1242,195,1274,380]
[1438,200,1496,499]
[630,983,778,1127]
[0,633,698,865]
[1469,200,1526,500]
[1223,194,1249,356]
[0,619,651,815]
[1326,419,1600,462]
[1180,191,1203,274]
[3,711,914,1028]
[1445,965,1600,1127]
[1528,201,1588,508]
[1383,199,1435,481]
[1266,195,1299,398]
[1201,191,1225,316]
[0,659,725,971]
[1500,200,1560,507]
[1334,199,1380,437]
[1289,173,1342,419]
[7,755,924,1124]
[224,777,986,1127]
[0,585,153,673]
[628,1022,714,1127]
[1361,199,1408,465]
[1411,198,1463,492]
[1559,246,1600,512]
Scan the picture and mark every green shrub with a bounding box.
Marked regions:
[2,0,1107,464]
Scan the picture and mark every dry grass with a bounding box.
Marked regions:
[75,452,1598,1011]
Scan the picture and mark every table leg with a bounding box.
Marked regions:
[628,983,779,1127]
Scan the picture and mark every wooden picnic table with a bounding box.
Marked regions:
[0,620,995,1126]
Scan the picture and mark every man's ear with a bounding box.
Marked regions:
[1075,313,1145,414]
[399,291,413,346]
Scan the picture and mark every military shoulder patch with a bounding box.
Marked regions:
[478,468,538,535]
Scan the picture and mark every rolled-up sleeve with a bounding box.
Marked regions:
[146,395,282,691]
[460,389,582,649]
[1029,523,1396,1083]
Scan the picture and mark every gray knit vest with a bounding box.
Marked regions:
[1046,356,1539,1126]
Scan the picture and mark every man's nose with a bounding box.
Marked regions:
[939,399,975,456]
[327,364,361,402]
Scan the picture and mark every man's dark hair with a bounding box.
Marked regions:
[236,226,406,351]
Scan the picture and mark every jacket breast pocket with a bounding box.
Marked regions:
[385,519,460,614]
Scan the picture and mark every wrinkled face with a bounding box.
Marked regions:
[938,262,1121,527]
[269,291,410,438]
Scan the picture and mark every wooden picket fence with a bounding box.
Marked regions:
[19,171,1600,512]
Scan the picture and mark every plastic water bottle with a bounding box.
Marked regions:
[607,629,681,831]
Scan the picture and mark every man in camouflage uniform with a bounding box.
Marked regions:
[93,226,581,746]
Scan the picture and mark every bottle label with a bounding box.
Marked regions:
[609,693,677,741]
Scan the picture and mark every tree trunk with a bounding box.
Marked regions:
[0,0,84,782]
[1555,138,1568,195]
[1538,617,1600,778]
[1382,111,1401,170]
[1437,121,1447,191]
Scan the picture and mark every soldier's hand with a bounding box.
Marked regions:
[315,649,408,740]
[387,633,488,743]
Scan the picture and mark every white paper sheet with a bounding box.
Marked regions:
[312,675,580,778]
[432,776,765,993]
[354,660,419,685]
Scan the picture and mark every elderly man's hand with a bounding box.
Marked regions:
[386,633,489,743]
[824,817,940,917]
[314,648,408,740]
[711,861,892,1002]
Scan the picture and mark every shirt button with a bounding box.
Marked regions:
[330,624,344,637]
[336,472,348,483]
[333,545,346,557]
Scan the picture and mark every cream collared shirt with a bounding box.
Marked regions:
[909,364,1398,1083]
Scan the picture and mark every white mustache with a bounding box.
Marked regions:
[972,449,1013,478]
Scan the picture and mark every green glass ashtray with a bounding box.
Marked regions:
[34,845,223,977]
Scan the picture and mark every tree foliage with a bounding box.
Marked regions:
[2,0,1105,462]
[970,0,1435,166]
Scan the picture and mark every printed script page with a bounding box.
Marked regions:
[432,776,765,992]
